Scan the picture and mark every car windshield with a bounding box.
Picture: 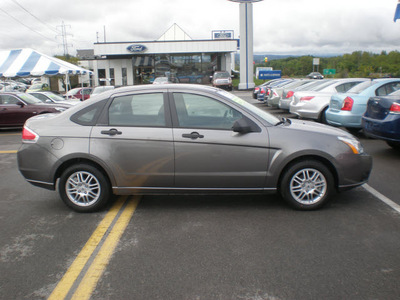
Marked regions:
[217,90,280,125]
[345,80,375,94]
[29,83,43,89]
[45,92,66,101]
[66,88,81,96]
[17,93,42,104]
[214,72,230,78]
[92,86,114,95]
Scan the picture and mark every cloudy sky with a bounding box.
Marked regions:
[0,0,399,57]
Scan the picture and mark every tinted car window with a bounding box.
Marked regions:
[335,82,361,93]
[376,82,400,96]
[0,95,19,104]
[71,99,107,126]
[173,93,243,130]
[109,93,165,127]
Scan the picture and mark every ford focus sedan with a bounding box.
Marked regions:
[17,85,372,212]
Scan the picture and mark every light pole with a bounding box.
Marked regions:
[229,0,263,90]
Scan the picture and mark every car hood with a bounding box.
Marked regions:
[287,118,352,137]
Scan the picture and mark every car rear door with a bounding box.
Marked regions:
[170,91,270,189]
[90,91,174,190]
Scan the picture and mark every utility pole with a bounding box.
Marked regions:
[57,21,73,57]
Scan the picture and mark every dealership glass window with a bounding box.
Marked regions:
[154,54,218,84]
[109,68,115,85]
[98,69,106,85]
[122,68,127,86]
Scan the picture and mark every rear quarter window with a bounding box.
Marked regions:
[70,99,107,126]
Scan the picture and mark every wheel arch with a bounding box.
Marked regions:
[53,157,114,188]
[277,155,339,193]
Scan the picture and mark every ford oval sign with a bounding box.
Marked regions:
[127,44,147,53]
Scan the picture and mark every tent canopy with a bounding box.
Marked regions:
[0,48,93,77]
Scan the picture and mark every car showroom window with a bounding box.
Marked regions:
[109,93,165,127]
[173,93,243,130]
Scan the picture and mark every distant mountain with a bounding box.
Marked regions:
[234,53,342,64]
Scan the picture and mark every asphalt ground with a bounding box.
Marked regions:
[0,90,399,300]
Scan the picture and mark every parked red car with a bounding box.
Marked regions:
[65,87,93,101]
[0,92,70,128]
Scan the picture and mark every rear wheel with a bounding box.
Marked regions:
[387,141,400,150]
[58,164,111,212]
[280,160,334,210]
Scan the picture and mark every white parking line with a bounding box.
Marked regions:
[363,184,400,214]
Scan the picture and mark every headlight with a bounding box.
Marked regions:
[338,136,364,154]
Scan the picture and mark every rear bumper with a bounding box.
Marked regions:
[326,110,362,128]
[362,115,400,141]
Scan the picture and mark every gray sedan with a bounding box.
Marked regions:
[17,84,372,212]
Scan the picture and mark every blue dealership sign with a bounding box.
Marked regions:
[258,70,282,80]
[127,44,147,53]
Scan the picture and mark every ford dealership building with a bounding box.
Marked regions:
[82,25,238,86]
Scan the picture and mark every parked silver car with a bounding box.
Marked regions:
[279,80,332,110]
[17,85,372,212]
[266,79,312,107]
[289,78,369,123]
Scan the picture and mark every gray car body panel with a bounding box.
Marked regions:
[18,84,372,196]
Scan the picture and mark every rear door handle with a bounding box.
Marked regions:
[182,132,204,139]
[101,128,122,136]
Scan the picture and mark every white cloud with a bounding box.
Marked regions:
[0,0,399,56]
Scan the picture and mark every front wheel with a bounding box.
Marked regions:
[280,160,335,210]
[58,164,111,212]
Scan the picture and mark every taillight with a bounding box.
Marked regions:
[285,91,294,98]
[22,126,39,143]
[266,89,271,96]
[260,89,266,94]
[300,96,314,101]
[341,97,354,111]
[255,87,260,92]
[390,102,400,114]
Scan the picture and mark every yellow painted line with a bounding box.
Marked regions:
[72,196,140,300]
[0,150,18,154]
[48,196,131,300]
[0,133,21,136]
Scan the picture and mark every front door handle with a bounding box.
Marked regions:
[101,128,122,136]
[182,132,204,139]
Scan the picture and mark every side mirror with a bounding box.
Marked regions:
[232,118,252,133]
[16,101,24,107]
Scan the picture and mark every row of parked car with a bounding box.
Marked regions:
[253,77,400,149]
[0,85,115,128]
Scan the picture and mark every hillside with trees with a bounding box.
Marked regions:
[256,51,400,78]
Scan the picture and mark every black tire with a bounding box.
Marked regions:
[58,164,111,212]
[318,107,328,124]
[280,160,335,210]
[346,127,361,135]
[386,140,400,150]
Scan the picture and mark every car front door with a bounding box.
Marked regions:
[0,95,33,126]
[90,92,174,190]
[170,92,270,189]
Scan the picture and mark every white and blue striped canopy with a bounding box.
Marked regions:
[0,48,93,77]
